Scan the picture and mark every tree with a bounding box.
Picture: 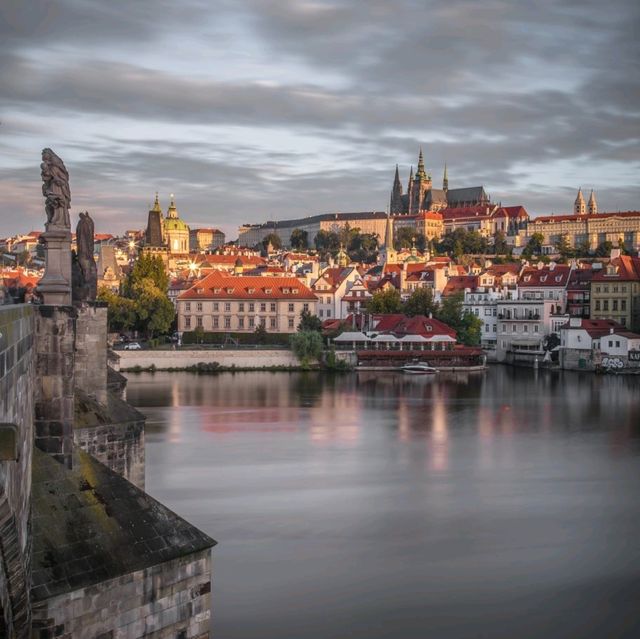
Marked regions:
[595,240,613,257]
[554,234,574,260]
[575,239,591,257]
[493,231,508,255]
[522,233,544,259]
[262,233,282,251]
[130,277,175,337]
[254,323,268,344]
[290,228,308,250]
[97,286,136,333]
[123,253,168,295]
[297,309,322,332]
[314,230,340,255]
[290,330,323,368]
[16,250,31,267]
[403,287,437,317]
[394,226,416,250]
[367,288,402,314]
[434,292,482,346]
[347,232,379,263]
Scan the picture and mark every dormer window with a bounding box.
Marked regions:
[282,288,290,294]
[540,275,547,282]
[555,276,562,282]
[292,288,299,294]
[226,287,234,294]
[265,288,272,294]
[197,288,204,294]
[213,288,221,293]
[524,275,531,282]
[247,288,255,294]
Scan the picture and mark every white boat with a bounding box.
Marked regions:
[401,362,438,374]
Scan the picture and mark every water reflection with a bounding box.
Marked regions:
[126,367,640,639]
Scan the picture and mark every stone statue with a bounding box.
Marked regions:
[41,148,71,229]
[72,212,98,302]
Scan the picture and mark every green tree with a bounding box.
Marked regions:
[314,230,341,255]
[254,323,268,344]
[403,287,437,317]
[262,233,282,251]
[297,309,322,332]
[493,230,508,255]
[575,238,591,257]
[394,226,416,250]
[435,292,482,346]
[554,234,574,260]
[595,240,613,257]
[97,286,137,333]
[123,253,168,295]
[347,232,379,263]
[290,228,308,250]
[366,288,402,313]
[131,278,175,337]
[290,330,323,368]
[522,232,544,259]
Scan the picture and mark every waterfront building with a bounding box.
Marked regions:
[517,263,572,313]
[339,276,372,317]
[312,266,361,320]
[177,271,317,333]
[495,299,568,363]
[566,266,594,318]
[590,252,640,330]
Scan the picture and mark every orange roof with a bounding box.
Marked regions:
[592,256,640,282]
[178,271,316,301]
[443,275,478,296]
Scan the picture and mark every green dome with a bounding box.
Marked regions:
[164,217,188,232]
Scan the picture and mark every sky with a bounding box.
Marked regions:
[1,0,639,240]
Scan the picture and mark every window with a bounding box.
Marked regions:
[288,317,294,328]
[595,300,601,311]
[524,324,528,333]
[213,302,219,312]
[534,325,539,333]
[185,316,191,329]
[485,308,492,316]
[224,317,231,329]
[185,302,191,311]
[249,303,255,313]
[249,317,255,328]
[288,303,294,312]
[260,303,266,312]
[319,309,323,317]
[493,325,497,332]
[196,316,203,327]
[259,317,266,328]
[239,303,245,312]
[224,302,231,312]
[238,317,244,329]
[615,340,620,348]
[325,296,331,305]
[270,302,276,312]
[196,302,203,312]
[613,300,618,311]
[303,303,309,312]
[603,300,609,311]
[621,300,627,311]
[502,325,506,332]
[212,316,219,328]
[512,325,517,332]
[270,317,276,329]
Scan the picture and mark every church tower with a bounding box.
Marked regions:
[390,165,404,214]
[409,148,432,214]
[587,190,598,215]
[163,195,190,254]
[442,163,449,192]
[379,212,397,265]
[145,193,164,247]
[574,188,586,215]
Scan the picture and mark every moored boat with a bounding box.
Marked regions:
[401,362,438,374]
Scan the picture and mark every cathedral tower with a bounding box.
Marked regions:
[574,188,586,215]
[442,163,449,192]
[390,165,404,214]
[409,148,432,214]
[587,190,598,215]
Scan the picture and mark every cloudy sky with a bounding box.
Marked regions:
[1,0,638,239]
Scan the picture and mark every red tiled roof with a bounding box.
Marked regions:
[532,211,640,223]
[562,319,623,338]
[591,256,640,282]
[518,265,571,287]
[443,275,479,296]
[372,314,456,338]
[178,271,315,300]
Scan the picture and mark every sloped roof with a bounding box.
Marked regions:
[443,275,479,296]
[446,186,488,204]
[179,271,316,300]
[592,256,640,282]
[531,211,640,223]
[31,448,215,601]
[518,264,572,287]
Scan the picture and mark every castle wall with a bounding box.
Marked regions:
[0,304,35,637]
[32,549,211,638]
[74,303,108,404]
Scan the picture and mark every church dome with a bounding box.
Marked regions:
[164,196,189,232]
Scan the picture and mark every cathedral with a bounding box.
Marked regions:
[390,149,491,215]
[144,193,190,255]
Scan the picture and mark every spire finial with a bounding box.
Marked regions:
[443,162,449,191]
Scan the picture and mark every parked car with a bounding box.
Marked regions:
[124,342,142,350]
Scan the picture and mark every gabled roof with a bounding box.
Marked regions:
[561,319,623,338]
[443,275,479,296]
[446,186,488,204]
[518,264,571,287]
[591,256,640,282]
[178,271,316,300]
[372,314,456,338]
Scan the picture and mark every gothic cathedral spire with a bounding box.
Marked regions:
[587,190,598,215]
[390,164,404,214]
[443,163,449,192]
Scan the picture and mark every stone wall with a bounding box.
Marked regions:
[119,348,299,370]
[0,304,35,638]
[32,550,211,638]
[34,305,76,468]
[74,303,108,404]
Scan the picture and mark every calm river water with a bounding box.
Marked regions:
[126,367,640,639]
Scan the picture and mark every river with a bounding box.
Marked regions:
[125,367,640,639]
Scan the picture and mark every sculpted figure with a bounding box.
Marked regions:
[72,212,98,302]
[41,148,71,228]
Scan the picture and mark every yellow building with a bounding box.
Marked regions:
[590,254,640,331]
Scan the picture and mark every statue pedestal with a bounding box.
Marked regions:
[37,226,72,306]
